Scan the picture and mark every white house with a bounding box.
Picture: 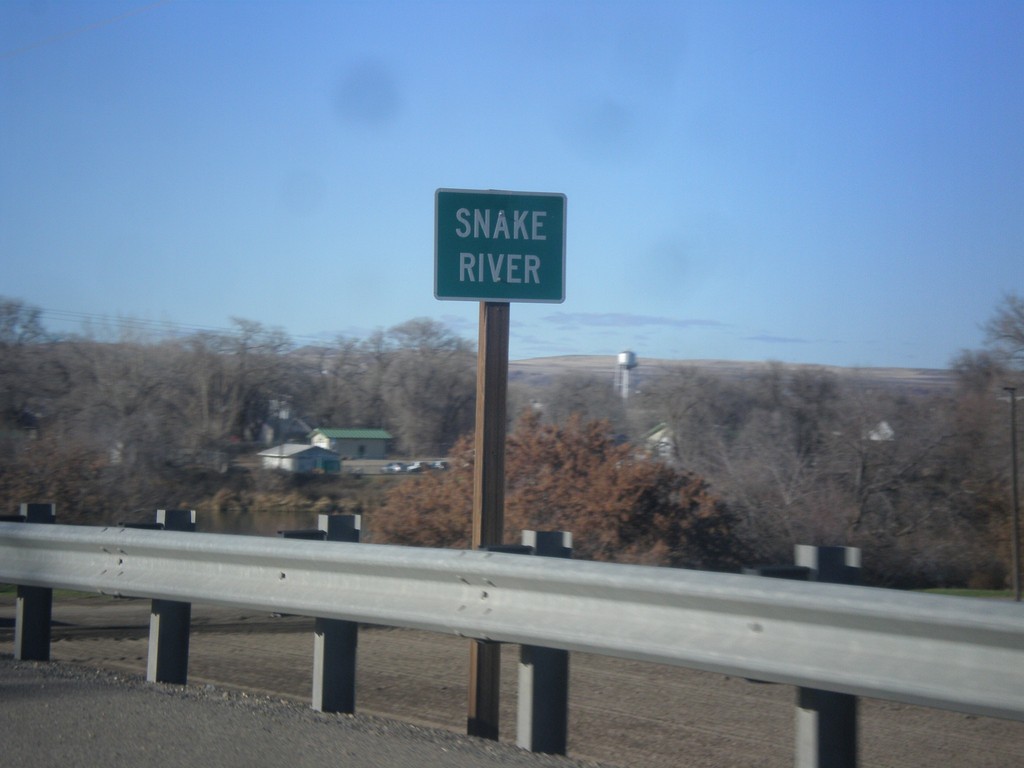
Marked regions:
[258,444,341,473]
[309,428,392,459]
[641,422,676,460]
[865,421,896,442]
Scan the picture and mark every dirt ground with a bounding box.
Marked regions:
[1,594,1022,768]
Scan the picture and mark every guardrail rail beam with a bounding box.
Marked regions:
[2,516,1023,730]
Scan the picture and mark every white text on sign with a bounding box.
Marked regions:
[454,206,547,284]
[459,252,541,284]
[454,208,547,240]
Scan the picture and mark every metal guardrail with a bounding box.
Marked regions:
[2,521,1023,723]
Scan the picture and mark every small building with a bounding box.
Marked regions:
[642,422,676,460]
[309,428,393,459]
[259,400,312,446]
[865,420,895,442]
[258,444,341,474]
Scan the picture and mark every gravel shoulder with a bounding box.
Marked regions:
[2,594,1023,767]
[0,657,609,768]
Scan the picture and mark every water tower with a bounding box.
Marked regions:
[616,350,638,400]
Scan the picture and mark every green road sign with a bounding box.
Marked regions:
[435,189,566,303]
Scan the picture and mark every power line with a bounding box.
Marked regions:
[1,0,174,61]
[37,307,339,347]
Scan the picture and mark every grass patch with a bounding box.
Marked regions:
[0,584,107,600]
[921,588,1015,599]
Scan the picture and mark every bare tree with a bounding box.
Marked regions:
[380,318,475,455]
[984,293,1024,370]
[68,339,183,468]
[541,371,627,433]
[638,366,729,475]
[310,337,376,428]
[0,298,66,436]
[0,297,47,345]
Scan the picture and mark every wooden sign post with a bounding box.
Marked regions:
[467,300,510,739]
[471,301,510,551]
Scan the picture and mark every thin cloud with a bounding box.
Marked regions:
[744,334,813,345]
[438,313,477,336]
[512,331,568,352]
[544,312,729,330]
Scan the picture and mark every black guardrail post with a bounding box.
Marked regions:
[516,530,573,755]
[280,514,362,713]
[13,502,56,661]
[794,545,860,768]
[313,514,360,713]
[145,509,196,685]
[743,546,860,768]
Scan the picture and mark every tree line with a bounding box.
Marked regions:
[626,295,1023,587]
[1,294,1022,588]
[0,304,476,520]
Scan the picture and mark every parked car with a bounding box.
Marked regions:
[405,461,426,473]
[429,460,449,471]
[381,462,406,474]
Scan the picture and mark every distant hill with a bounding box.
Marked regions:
[509,355,954,396]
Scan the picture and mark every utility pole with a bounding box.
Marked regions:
[1005,387,1021,602]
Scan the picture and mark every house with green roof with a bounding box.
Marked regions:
[309,428,393,459]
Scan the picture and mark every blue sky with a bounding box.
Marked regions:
[2,0,1022,369]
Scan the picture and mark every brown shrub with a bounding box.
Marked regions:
[373,411,743,570]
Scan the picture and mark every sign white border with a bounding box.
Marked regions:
[434,188,566,303]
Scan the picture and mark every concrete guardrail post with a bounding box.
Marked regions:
[794,545,860,768]
[13,502,56,661]
[145,509,196,685]
[516,530,573,755]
